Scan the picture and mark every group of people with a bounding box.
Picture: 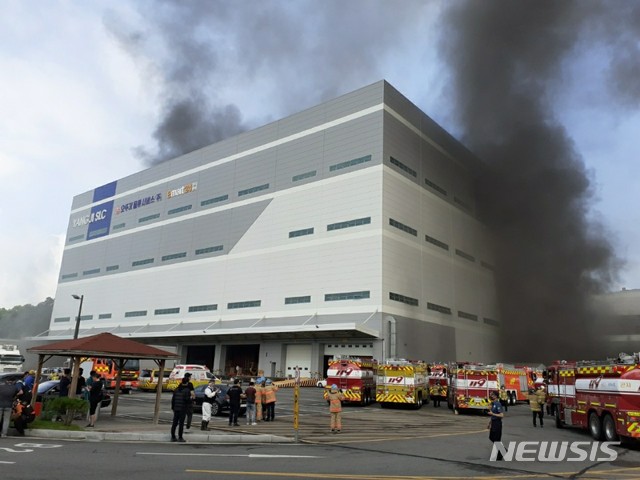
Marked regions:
[0,372,36,437]
[488,384,548,461]
[170,375,280,442]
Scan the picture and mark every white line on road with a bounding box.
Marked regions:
[137,452,321,458]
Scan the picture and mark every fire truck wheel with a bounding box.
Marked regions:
[602,414,619,442]
[588,412,604,441]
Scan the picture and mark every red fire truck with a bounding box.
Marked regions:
[447,362,499,413]
[546,353,640,442]
[323,356,377,405]
[80,357,140,393]
[495,363,535,404]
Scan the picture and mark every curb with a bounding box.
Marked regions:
[23,429,295,443]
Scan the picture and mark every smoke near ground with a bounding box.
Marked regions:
[104,1,639,362]
[440,1,639,361]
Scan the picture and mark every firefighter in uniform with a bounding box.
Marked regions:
[528,388,543,427]
[535,385,546,418]
[263,379,278,421]
[499,386,509,412]
[327,384,345,433]
[255,377,264,421]
[431,381,443,407]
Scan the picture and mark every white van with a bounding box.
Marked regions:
[167,364,218,390]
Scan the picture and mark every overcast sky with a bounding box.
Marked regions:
[1,0,638,309]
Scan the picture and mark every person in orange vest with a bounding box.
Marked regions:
[327,384,344,433]
[263,379,278,421]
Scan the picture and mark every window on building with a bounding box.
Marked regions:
[112,223,125,230]
[54,317,70,323]
[425,177,447,196]
[425,234,449,251]
[132,258,154,267]
[285,296,311,304]
[389,218,417,236]
[327,217,371,231]
[484,317,500,327]
[61,273,78,280]
[138,213,161,223]
[155,308,180,315]
[389,292,419,306]
[289,228,314,238]
[458,311,478,321]
[228,300,261,309]
[427,302,452,315]
[98,313,112,319]
[124,310,147,318]
[82,268,100,276]
[162,252,187,261]
[455,249,475,262]
[389,156,417,177]
[168,205,192,215]
[201,194,229,207]
[188,304,218,312]
[195,245,223,255]
[325,291,370,301]
[292,170,317,182]
[106,265,119,272]
[329,154,372,172]
[68,234,84,243]
[79,315,93,321]
[238,184,269,197]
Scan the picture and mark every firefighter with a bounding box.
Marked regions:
[255,377,264,421]
[528,388,543,427]
[535,385,546,417]
[431,381,443,407]
[327,384,345,433]
[263,379,278,421]
[499,386,509,412]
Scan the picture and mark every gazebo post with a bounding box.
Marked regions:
[69,355,81,398]
[153,359,166,424]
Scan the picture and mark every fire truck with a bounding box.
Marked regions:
[322,356,377,405]
[80,357,140,393]
[546,353,640,442]
[447,362,499,413]
[495,363,535,404]
[376,359,429,408]
[427,363,448,405]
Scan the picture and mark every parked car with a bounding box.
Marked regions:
[0,372,25,384]
[193,383,246,417]
[316,379,327,388]
[36,380,111,408]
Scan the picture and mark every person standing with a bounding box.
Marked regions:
[487,390,504,461]
[431,381,443,408]
[535,385,546,418]
[255,378,264,421]
[263,379,278,422]
[499,386,509,412]
[201,379,217,431]
[86,371,103,428]
[225,379,243,427]
[170,377,191,442]
[59,368,72,397]
[528,388,543,427]
[327,384,344,433]
[76,368,86,396]
[183,373,195,430]
[244,379,257,425]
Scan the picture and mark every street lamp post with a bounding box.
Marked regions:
[72,294,84,339]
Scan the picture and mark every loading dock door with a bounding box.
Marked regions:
[285,344,312,378]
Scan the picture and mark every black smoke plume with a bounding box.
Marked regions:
[440,1,639,362]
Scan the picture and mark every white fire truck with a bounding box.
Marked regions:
[376,359,428,408]
[323,356,377,405]
[546,353,640,442]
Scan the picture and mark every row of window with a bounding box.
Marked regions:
[387,293,498,326]
[388,155,453,201]
[70,154,375,244]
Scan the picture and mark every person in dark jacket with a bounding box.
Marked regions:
[86,371,104,428]
[0,379,17,438]
[171,377,192,442]
[225,379,244,427]
[487,390,505,461]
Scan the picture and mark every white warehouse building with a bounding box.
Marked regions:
[48,80,499,378]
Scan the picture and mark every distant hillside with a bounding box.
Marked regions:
[0,297,53,339]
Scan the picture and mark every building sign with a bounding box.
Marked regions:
[115,193,162,214]
[86,200,114,240]
[167,181,197,199]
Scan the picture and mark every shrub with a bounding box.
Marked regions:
[42,397,88,426]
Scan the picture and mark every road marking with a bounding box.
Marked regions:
[137,452,321,458]
[0,461,16,464]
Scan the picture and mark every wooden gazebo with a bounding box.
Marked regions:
[28,332,179,423]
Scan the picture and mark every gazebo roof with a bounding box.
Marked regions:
[27,332,178,360]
